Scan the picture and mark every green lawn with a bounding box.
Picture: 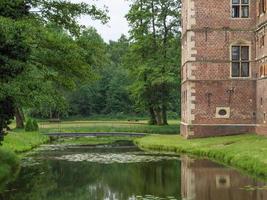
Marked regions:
[39,120,180,135]
[135,134,267,180]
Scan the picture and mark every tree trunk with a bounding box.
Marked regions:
[15,107,24,129]
[162,104,168,125]
[149,106,157,125]
[154,107,164,125]
[151,0,157,45]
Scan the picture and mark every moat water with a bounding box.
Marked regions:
[0,143,267,200]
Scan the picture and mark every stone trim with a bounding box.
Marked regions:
[182,60,256,69]
[181,122,256,126]
[181,0,197,138]
[187,0,196,30]
[182,79,257,84]
[182,28,255,40]
[215,107,231,119]
[184,82,196,137]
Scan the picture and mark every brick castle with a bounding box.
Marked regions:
[181,0,267,138]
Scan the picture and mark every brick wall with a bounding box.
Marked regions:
[255,0,267,136]
[193,80,256,124]
[181,0,259,138]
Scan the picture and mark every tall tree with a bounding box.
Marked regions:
[0,17,32,132]
[126,0,181,125]
[0,0,108,135]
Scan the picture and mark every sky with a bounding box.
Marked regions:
[70,0,130,42]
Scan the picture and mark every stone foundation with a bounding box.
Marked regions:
[181,123,255,139]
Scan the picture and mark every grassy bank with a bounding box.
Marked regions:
[0,129,49,192]
[135,134,267,179]
[40,120,180,135]
[3,129,49,153]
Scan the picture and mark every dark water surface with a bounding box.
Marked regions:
[1,143,267,200]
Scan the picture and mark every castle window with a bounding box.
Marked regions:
[231,46,250,77]
[260,64,267,77]
[232,0,249,18]
[259,0,266,15]
[261,35,265,47]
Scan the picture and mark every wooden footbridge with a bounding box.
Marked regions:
[43,132,147,138]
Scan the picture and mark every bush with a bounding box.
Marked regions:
[32,120,39,131]
[25,119,38,132]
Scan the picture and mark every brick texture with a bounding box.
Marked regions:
[181,0,267,138]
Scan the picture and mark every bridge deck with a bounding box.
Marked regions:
[43,132,147,137]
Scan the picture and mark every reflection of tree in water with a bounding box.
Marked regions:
[86,161,181,199]
[1,159,181,200]
[0,160,57,200]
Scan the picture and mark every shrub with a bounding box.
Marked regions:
[25,119,38,132]
[32,120,39,131]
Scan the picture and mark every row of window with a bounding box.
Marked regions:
[232,0,267,18]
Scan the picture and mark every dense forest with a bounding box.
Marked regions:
[0,0,181,137]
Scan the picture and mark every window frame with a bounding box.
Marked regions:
[260,64,267,78]
[231,0,250,18]
[230,45,251,78]
[260,35,265,48]
[259,0,266,16]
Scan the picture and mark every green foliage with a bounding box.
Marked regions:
[0,0,109,135]
[0,16,32,135]
[0,97,15,137]
[25,119,38,132]
[77,27,108,69]
[67,34,136,117]
[32,120,39,131]
[0,0,30,19]
[135,134,267,179]
[125,0,182,125]
[30,0,109,36]
[25,119,34,132]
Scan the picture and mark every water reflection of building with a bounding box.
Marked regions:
[181,156,267,200]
